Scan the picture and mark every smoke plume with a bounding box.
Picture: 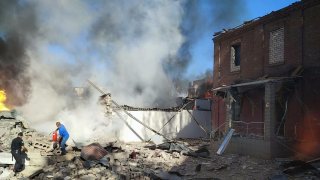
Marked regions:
[5,0,186,142]
[0,0,37,106]
[0,0,247,142]
[168,0,247,85]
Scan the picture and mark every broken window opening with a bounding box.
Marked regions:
[231,100,241,122]
[275,81,295,136]
[228,87,266,138]
[231,44,241,72]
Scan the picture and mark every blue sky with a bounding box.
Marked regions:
[187,0,299,79]
[42,0,300,83]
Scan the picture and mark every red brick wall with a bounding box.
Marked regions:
[212,1,320,147]
[263,10,303,76]
[212,96,226,133]
[303,2,320,67]
[213,11,306,89]
[213,28,264,88]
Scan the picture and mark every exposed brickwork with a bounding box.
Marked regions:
[269,28,284,64]
[213,1,320,89]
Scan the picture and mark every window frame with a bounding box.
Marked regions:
[230,40,241,72]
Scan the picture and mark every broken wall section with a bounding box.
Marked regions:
[117,109,211,143]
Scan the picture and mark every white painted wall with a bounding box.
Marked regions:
[117,110,211,142]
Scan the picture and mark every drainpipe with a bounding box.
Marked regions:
[218,43,221,130]
[301,7,304,66]
[218,43,221,80]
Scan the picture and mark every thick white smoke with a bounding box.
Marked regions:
[15,0,185,142]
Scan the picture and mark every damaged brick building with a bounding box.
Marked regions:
[212,0,320,159]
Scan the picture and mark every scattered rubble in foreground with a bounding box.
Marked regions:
[1,115,320,179]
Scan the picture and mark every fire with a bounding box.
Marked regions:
[295,112,320,160]
[0,90,10,111]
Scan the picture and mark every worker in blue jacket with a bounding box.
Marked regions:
[56,121,69,155]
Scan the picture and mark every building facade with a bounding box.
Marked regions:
[212,0,320,159]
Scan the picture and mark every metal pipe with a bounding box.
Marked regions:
[187,110,210,136]
[113,110,144,141]
[155,100,194,134]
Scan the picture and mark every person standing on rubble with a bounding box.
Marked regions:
[11,132,27,173]
[56,121,69,155]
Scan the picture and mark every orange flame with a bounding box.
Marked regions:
[0,90,10,111]
[295,113,320,160]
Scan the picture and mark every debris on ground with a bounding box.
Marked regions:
[1,112,319,179]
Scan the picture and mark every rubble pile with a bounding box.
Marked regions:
[0,114,51,153]
[0,111,59,179]
[1,111,320,179]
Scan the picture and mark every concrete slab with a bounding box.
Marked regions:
[0,152,47,166]
[19,166,43,178]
